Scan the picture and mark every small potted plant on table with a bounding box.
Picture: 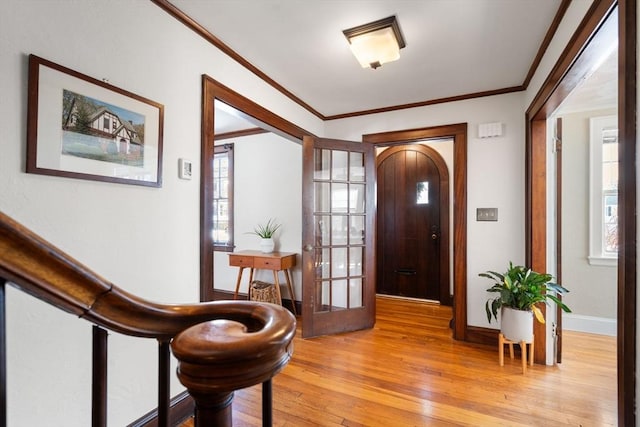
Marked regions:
[248,218,281,253]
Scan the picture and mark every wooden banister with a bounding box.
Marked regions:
[171,315,294,426]
[0,211,295,337]
[0,211,296,425]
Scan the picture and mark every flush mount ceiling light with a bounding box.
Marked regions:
[343,15,406,70]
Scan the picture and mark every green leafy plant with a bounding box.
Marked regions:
[480,262,571,324]
[247,218,281,238]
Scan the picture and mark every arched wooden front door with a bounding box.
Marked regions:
[376,145,450,304]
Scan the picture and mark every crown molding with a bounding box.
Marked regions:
[153,0,570,121]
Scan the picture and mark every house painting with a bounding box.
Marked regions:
[63,92,144,163]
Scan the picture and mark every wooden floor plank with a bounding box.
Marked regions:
[181,296,616,426]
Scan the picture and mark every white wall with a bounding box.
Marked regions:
[325,92,527,328]
[0,1,321,425]
[0,0,609,424]
[214,133,303,298]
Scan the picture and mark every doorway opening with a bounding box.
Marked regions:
[525,1,635,423]
[363,123,468,340]
[200,76,311,302]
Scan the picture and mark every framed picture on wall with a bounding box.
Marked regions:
[26,54,164,187]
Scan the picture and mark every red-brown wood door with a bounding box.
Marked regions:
[301,136,376,338]
[376,145,450,303]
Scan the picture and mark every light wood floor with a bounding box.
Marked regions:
[182,296,617,426]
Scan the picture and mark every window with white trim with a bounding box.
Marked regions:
[589,115,618,265]
[213,144,234,251]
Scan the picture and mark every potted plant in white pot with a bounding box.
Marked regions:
[480,262,571,342]
[248,218,281,253]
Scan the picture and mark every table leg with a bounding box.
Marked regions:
[233,267,246,300]
[272,270,283,306]
[284,269,297,315]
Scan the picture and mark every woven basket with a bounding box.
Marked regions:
[249,280,279,305]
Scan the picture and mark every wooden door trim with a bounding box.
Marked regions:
[526,0,619,121]
[617,1,636,424]
[376,144,451,305]
[363,123,467,340]
[528,118,548,363]
[526,0,636,424]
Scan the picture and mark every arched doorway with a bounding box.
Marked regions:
[363,123,467,340]
[376,144,451,304]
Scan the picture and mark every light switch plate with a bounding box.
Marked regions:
[178,158,192,180]
[477,208,498,221]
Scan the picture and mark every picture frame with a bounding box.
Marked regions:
[26,54,164,187]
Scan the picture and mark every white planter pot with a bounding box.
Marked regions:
[260,238,275,253]
[500,306,534,342]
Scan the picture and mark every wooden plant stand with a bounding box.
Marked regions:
[498,332,534,374]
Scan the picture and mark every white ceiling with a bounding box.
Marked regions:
[164,0,617,130]
[556,48,617,115]
[556,9,618,115]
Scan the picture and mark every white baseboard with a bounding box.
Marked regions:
[562,313,616,336]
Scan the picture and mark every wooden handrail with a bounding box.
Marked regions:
[0,211,296,425]
[0,211,296,337]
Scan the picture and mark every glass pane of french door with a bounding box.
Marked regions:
[312,148,366,312]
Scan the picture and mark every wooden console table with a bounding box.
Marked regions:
[228,250,297,315]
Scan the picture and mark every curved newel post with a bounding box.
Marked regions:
[171,305,296,427]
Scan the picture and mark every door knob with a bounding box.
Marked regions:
[303,244,314,252]
[431,233,438,240]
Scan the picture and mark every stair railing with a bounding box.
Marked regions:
[0,211,296,427]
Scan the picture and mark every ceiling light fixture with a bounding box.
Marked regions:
[343,15,406,70]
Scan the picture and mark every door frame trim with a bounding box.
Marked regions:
[376,144,451,305]
[363,123,467,340]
